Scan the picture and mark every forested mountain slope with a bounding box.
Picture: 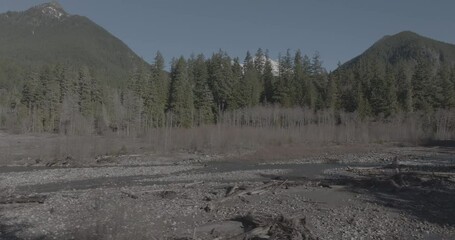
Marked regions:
[0,2,146,89]
[333,31,455,116]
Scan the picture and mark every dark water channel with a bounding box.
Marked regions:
[201,161,364,179]
[4,161,381,194]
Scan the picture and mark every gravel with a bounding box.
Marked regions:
[1,145,454,240]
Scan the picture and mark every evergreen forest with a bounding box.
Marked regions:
[1,47,454,137]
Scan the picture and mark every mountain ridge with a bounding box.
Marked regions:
[339,31,455,71]
[0,2,147,88]
[333,30,455,116]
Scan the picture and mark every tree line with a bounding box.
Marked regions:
[1,48,455,134]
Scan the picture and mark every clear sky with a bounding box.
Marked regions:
[1,0,454,71]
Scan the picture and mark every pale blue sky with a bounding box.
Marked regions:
[1,0,454,70]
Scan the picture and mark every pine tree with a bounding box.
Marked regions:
[149,51,170,127]
[54,63,69,104]
[192,54,215,125]
[187,54,196,86]
[128,64,148,127]
[208,50,235,110]
[254,48,266,74]
[20,70,40,131]
[435,65,455,109]
[21,71,39,111]
[451,66,455,86]
[326,74,339,110]
[242,51,262,107]
[128,64,149,100]
[88,68,103,130]
[77,66,94,117]
[310,52,327,110]
[231,57,244,109]
[293,49,306,106]
[396,65,413,112]
[369,65,388,116]
[122,89,143,135]
[254,48,267,104]
[37,66,52,131]
[304,54,317,109]
[449,66,455,107]
[412,61,434,111]
[262,51,275,104]
[385,67,398,116]
[169,57,194,128]
[45,65,61,131]
[274,50,293,107]
[235,52,253,108]
[338,68,357,112]
[356,80,371,119]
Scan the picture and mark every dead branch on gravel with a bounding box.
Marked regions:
[157,190,178,199]
[232,212,316,240]
[221,181,281,202]
[120,191,138,199]
[184,181,204,188]
[204,181,286,212]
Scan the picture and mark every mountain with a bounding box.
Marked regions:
[340,31,455,70]
[333,31,455,115]
[0,2,146,88]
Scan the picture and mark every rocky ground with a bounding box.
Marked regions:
[0,142,455,240]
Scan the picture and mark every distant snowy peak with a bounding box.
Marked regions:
[251,56,280,76]
[268,58,280,76]
[238,57,280,76]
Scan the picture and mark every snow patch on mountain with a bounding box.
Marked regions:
[30,2,69,20]
[41,6,64,19]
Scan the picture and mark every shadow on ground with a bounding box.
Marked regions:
[0,216,36,240]
[423,140,455,149]
[329,164,455,226]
